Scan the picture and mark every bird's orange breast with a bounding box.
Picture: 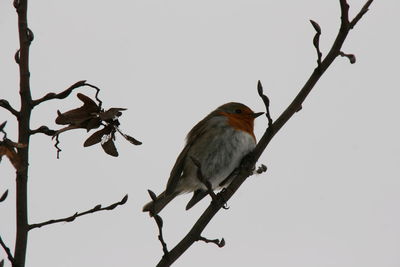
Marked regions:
[219,112,256,141]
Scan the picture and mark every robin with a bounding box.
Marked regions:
[143,102,264,215]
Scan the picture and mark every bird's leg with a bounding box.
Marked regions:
[217,188,230,210]
[201,178,228,210]
[203,180,219,203]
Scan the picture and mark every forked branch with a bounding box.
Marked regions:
[155,1,374,266]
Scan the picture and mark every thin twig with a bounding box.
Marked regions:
[32,80,103,108]
[83,83,103,109]
[54,134,61,159]
[257,80,273,126]
[28,195,128,230]
[155,215,169,256]
[0,99,20,118]
[310,20,323,69]
[29,125,56,136]
[32,80,87,106]
[339,51,356,64]
[198,236,225,248]
[147,190,169,256]
[350,0,374,29]
[0,235,15,265]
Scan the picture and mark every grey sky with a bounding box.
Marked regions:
[1,0,399,266]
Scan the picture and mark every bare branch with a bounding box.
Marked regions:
[29,125,56,136]
[350,0,374,29]
[14,0,33,264]
[32,80,87,106]
[0,235,15,265]
[0,99,19,118]
[155,1,374,266]
[28,194,128,230]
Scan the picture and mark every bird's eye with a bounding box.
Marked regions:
[235,109,242,114]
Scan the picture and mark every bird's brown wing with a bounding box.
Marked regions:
[165,111,218,195]
[166,144,191,195]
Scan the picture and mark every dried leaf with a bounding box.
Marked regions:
[115,127,142,145]
[77,93,99,109]
[83,126,113,147]
[55,93,100,125]
[56,109,86,125]
[85,118,102,132]
[99,108,127,121]
[101,138,118,157]
[0,190,8,202]
[123,134,142,145]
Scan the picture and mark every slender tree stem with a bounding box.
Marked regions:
[14,0,32,266]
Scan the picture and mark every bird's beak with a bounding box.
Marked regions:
[252,112,264,118]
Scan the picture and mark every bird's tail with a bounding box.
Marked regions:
[142,190,179,216]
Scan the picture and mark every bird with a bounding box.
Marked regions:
[143,102,264,216]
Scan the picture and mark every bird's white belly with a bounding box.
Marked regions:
[182,128,256,192]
